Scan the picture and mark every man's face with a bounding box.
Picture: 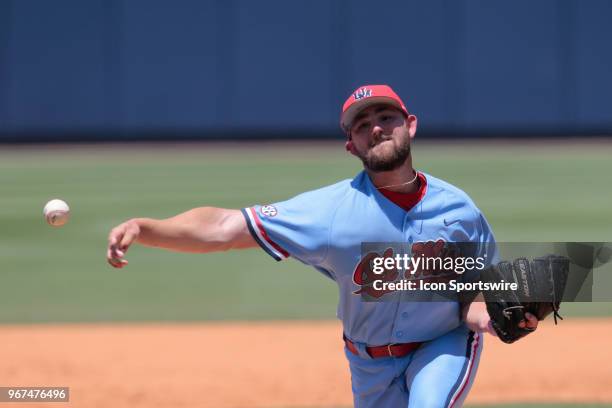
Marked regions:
[348,104,417,172]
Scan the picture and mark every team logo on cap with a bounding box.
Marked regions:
[353,88,372,100]
[260,205,278,217]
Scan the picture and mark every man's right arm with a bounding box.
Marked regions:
[106,207,256,268]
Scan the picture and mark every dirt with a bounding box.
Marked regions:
[1,319,611,407]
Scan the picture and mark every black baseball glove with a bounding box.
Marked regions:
[480,255,570,344]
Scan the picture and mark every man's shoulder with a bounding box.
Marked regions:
[423,172,481,214]
[280,176,357,206]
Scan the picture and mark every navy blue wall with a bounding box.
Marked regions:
[0,0,611,141]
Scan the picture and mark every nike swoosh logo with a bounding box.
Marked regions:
[443,218,460,226]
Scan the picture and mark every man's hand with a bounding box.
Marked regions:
[464,300,497,336]
[107,220,141,268]
[463,296,539,337]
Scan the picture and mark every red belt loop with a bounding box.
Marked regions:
[343,335,421,359]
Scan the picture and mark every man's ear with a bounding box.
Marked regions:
[345,136,357,155]
[345,139,353,152]
[407,114,418,139]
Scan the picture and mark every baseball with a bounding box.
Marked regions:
[43,199,70,227]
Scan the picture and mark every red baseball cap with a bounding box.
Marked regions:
[340,84,409,132]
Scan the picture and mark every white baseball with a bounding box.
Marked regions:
[43,199,70,227]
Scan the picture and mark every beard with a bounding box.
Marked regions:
[356,136,412,172]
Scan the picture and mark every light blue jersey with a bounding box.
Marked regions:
[242,171,497,344]
[242,170,497,407]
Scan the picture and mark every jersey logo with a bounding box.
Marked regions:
[405,239,460,278]
[443,218,460,227]
[353,88,372,100]
[351,240,462,299]
[352,248,399,298]
[260,205,278,217]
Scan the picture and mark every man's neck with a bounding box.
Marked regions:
[366,160,419,194]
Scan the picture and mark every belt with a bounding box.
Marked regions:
[343,335,422,359]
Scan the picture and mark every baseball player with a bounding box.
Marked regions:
[106,84,538,407]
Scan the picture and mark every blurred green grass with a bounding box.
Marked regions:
[0,140,611,323]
